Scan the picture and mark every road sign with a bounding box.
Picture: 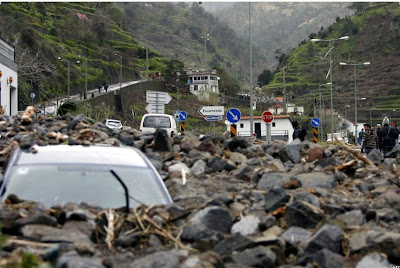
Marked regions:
[198,106,224,116]
[146,103,165,114]
[226,108,241,124]
[262,111,274,123]
[146,91,172,104]
[30,93,35,99]
[311,117,320,128]
[174,110,181,122]
[204,115,223,121]
[179,111,187,122]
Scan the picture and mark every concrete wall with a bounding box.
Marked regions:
[87,80,165,121]
[0,38,18,116]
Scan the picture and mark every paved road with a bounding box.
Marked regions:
[38,80,145,115]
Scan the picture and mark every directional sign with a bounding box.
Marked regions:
[146,103,165,114]
[226,108,241,124]
[179,111,187,122]
[174,110,181,122]
[146,91,172,104]
[262,111,274,123]
[204,115,223,121]
[311,117,320,128]
[198,106,224,116]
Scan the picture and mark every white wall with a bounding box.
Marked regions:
[227,116,294,143]
[0,65,18,115]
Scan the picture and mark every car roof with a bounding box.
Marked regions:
[14,145,149,167]
[106,119,121,123]
[143,114,173,118]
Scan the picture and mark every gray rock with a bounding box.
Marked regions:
[376,208,400,222]
[130,250,183,268]
[369,231,400,261]
[229,164,251,180]
[298,248,345,268]
[229,152,247,164]
[293,191,321,208]
[257,172,292,190]
[301,224,343,254]
[62,220,95,237]
[355,252,391,268]
[102,252,135,268]
[264,187,290,212]
[20,224,91,244]
[367,149,384,165]
[296,172,336,188]
[231,245,276,267]
[349,230,380,254]
[208,157,227,172]
[231,215,260,235]
[190,206,233,233]
[285,200,325,228]
[281,143,303,163]
[191,159,207,176]
[280,226,312,246]
[212,233,255,257]
[57,255,105,268]
[335,210,365,227]
[371,190,400,213]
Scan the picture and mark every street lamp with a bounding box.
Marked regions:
[57,57,70,99]
[201,33,209,70]
[339,61,370,144]
[77,56,88,100]
[311,35,349,141]
[318,83,331,141]
[115,54,122,91]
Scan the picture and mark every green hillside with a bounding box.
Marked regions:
[264,2,400,126]
[0,2,258,109]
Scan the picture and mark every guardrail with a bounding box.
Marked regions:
[237,130,289,141]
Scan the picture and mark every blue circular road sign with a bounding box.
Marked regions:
[179,111,187,122]
[311,117,320,128]
[226,108,241,124]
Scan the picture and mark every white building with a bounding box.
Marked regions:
[269,100,304,116]
[226,115,294,143]
[187,69,219,102]
[0,38,18,115]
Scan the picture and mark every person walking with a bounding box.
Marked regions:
[392,121,399,145]
[359,128,364,145]
[378,117,398,155]
[98,85,102,94]
[376,123,382,152]
[292,121,305,141]
[361,124,378,154]
[104,84,109,93]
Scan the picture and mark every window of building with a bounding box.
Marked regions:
[240,123,244,128]
[194,85,198,91]
[272,122,276,127]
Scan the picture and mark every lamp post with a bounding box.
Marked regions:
[318,83,331,141]
[339,61,370,144]
[201,33,209,70]
[115,54,122,91]
[57,57,70,99]
[311,35,349,141]
[345,104,350,120]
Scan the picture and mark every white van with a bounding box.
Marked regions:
[139,114,178,138]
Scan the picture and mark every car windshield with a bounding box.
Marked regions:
[107,121,122,127]
[143,116,171,128]
[1,164,170,209]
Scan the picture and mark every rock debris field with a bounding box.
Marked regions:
[0,107,400,267]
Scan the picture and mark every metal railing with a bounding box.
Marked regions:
[0,39,15,62]
[237,130,289,141]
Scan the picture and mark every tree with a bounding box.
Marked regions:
[258,69,273,86]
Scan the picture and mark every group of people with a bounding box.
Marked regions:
[361,116,400,155]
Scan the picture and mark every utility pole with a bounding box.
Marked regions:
[283,66,287,114]
[146,47,149,80]
[67,61,70,99]
[249,3,254,141]
[84,59,87,100]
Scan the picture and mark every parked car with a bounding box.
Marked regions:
[105,119,123,130]
[139,114,178,138]
[0,145,173,210]
[327,132,344,142]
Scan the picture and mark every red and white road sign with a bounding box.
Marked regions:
[262,111,274,123]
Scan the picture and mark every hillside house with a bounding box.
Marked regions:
[0,38,18,115]
[226,115,294,143]
[268,98,304,116]
[187,69,219,102]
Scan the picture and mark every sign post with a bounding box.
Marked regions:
[146,91,172,114]
[179,111,187,135]
[198,106,224,137]
[311,117,320,143]
[262,111,274,142]
[226,108,241,137]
